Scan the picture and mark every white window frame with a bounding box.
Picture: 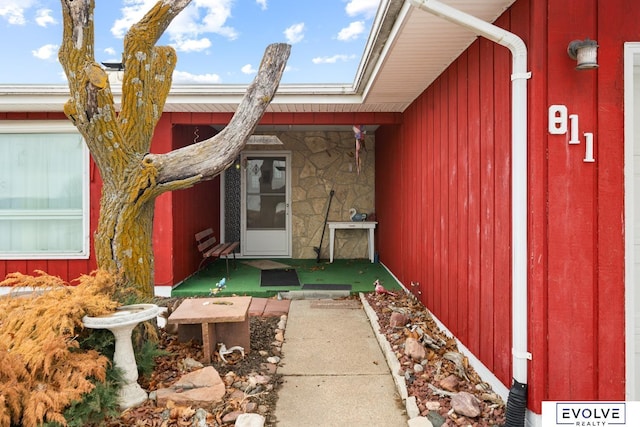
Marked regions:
[624,42,640,400]
[0,120,90,259]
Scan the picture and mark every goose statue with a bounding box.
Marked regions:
[349,208,368,222]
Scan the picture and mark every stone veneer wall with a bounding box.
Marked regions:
[249,130,375,259]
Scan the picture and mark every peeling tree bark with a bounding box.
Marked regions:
[58,0,290,297]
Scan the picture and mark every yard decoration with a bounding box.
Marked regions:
[352,125,366,174]
[58,0,290,298]
[349,207,368,221]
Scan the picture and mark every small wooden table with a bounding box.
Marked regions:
[328,221,378,263]
[167,296,252,363]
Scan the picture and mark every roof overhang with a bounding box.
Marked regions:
[0,0,515,115]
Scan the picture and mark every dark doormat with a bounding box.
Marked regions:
[260,269,300,287]
[302,283,352,291]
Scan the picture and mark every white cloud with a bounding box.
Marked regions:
[172,69,221,84]
[241,64,257,74]
[35,8,55,27]
[312,54,355,64]
[111,0,156,38]
[111,0,237,53]
[32,44,58,60]
[345,0,380,19]
[337,21,365,41]
[284,22,305,44]
[0,0,36,25]
[171,37,212,53]
[104,47,117,56]
[256,0,267,10]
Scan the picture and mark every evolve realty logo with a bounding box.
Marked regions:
[555,402,626,426]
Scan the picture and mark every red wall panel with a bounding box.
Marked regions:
[375,0,629,413]
[166,123,220,286]
[594,0,633,399]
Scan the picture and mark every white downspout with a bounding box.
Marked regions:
[408,0,531,416]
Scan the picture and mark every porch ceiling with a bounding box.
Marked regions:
[0,0,515,116]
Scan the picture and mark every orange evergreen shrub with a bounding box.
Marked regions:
[0,270,120,426]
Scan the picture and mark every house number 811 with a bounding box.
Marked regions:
[548,104,595,163]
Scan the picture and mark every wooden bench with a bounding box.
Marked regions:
[195,228,239,279]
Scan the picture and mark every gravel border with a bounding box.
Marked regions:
[359,292,424,424]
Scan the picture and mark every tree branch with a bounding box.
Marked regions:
[149,43,291,187]
[119,1,191,151]
[59,0,126,188]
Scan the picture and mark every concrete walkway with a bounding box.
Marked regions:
[274,299,408,427]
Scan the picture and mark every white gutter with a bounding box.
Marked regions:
[408,0,531,388]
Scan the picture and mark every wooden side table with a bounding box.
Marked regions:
[327,221,378,263]
[167,296,252,363]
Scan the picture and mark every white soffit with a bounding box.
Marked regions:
[361,0,516,110]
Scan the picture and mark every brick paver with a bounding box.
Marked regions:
[248,298,290,317]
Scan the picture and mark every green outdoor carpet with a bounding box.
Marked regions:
[171,258,402,298]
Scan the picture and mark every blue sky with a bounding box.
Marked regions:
[0,0,381,85]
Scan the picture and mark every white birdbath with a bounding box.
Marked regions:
[83,303,160,409]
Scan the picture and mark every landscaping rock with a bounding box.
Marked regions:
[155,366,225,406]
[405,337,426,361]
[439,374,459,392]
[235,413,265,427]
[451,391,482,418]
[389,311,408,328]
[408,416,434,427]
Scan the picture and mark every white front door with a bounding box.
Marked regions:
[624,43,640,400]
[240,152,291,257]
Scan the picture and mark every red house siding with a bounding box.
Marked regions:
[375,34,513,390]
[375,0,630,413]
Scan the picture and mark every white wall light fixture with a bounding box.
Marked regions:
[567,38,599,70]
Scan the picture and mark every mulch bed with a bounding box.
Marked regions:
[103,310,283,426]
[364,291,506,426]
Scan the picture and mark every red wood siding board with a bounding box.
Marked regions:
[26,260,49,276]
[412,104,421,287]
[546,0,598,401]
[467,40,482,356]
[433,80,442,314]
[47,261,70,282]
[5,261,27,277]
[456,51,470,343]
[412,102,420,286]
[479,37,496,367]
[492,21,513,384]
[422,91,437,309]
[151,119,176,287]
[448,64,459,335]
[419,91,429,303]
[438,72,453,323]
[400,108,410,285]
[66,259,90,284]
[593,0,631,401]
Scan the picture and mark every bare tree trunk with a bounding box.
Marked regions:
[59,0,290,297]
